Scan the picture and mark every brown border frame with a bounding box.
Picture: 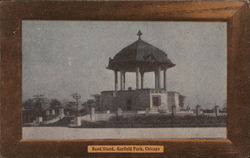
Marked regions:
[0,1,249,158]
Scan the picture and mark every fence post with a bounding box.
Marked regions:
[145,108,149,116]
[76,117,81,126]
[172,105,176,117]
[117,107,123,116]
[214,105,219,117]
[195,105,201,117]
[90,107,95,121]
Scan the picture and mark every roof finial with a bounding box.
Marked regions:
[137,30,142,40]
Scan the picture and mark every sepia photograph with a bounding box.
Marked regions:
[22,21,227,139]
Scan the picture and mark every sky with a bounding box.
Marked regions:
[22,21,227,108]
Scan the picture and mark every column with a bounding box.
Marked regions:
[114,70,118,92]
[136,67,140,89]
[154,70,158,89]
[140,71,144,89]
[155,66,161,89]
[123,71,126,90]
[120,71,123,90]
[158,66,161,89]
[163,69,167,90]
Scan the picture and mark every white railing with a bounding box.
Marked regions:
[42,114,65,124]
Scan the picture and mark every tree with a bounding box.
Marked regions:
[50,99,62,109]
[22,94,48,117]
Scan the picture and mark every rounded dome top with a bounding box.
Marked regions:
[107,31,175,72]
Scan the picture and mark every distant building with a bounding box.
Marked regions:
[202,105,227,117]
[99,31,184,113]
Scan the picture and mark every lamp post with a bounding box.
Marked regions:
[71,93,81,116]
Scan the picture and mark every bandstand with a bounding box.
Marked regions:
[100,31,177,113]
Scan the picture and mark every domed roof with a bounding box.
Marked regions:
[107,31,175,72]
